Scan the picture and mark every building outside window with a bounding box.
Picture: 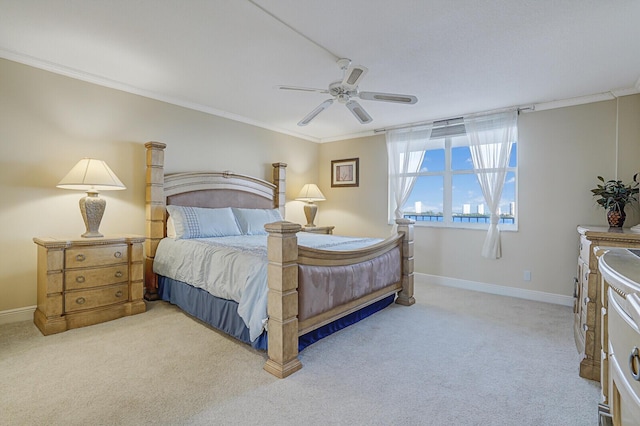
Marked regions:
[391,123,518,230]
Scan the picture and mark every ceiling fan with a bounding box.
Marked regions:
[277,58,418,126]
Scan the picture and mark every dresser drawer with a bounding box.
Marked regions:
[65,265,128,291]
[66,244,128,268]
[64,284,128,313]
[608,291,640,400]
[579,235,591,263]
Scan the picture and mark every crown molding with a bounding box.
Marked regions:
[0,48,321,143]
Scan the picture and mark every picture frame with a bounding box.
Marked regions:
[331,158,359,187]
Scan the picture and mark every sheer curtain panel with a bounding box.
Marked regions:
[464,111,518,259]
[386,125,434,225]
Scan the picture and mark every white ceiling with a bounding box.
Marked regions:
[1,0,639,143]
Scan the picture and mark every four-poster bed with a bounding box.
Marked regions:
[144,141,415,378]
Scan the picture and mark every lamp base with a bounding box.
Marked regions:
[80,192,105,238]
[303,202,318,227]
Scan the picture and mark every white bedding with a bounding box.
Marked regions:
[153,233,382,341]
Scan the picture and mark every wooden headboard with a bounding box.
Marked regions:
[144,141,287,299]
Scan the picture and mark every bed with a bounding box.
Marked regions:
[144,141,415,378]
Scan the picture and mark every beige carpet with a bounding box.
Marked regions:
[0,283,600,425]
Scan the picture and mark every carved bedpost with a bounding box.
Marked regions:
[272,163,287,218]
[264,221,302,378]
[144,141,167,301]
[395,218,415,306]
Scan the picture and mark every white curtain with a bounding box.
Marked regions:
[464,111,518,259]
[386,124,433,223]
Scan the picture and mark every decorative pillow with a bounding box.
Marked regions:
[232,208,283,235]
[166,205,242,239]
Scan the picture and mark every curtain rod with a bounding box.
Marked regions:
[373,105,535,134]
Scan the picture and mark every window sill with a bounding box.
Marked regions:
[392,221,518,232]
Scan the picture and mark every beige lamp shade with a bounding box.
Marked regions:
[57,158,126,238]
[57,158,126,192]
[295,183,326,202]
[295,183,326,227]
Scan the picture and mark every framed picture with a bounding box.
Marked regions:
[331,158,359,187]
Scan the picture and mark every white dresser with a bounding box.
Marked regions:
[575,226,640,381]
[599,248,640,425]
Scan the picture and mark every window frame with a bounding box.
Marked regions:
[389,127,518,231]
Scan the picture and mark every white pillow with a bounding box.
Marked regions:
[232,208,283,235]
[166,205,242,239]
[166,215,177,238]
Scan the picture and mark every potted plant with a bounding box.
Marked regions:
[591,174,639,227]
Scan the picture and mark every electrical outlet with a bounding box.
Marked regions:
[523,270,532,281]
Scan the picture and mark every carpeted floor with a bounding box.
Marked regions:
[0,282,600,425]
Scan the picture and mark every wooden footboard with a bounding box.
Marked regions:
[264,219,414,378]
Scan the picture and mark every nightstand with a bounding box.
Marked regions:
[33,234,146,335]
[302,226,334,234]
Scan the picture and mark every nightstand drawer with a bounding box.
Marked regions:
[65,265,129,291]
[64,284,129,313]
[66,244,128,268]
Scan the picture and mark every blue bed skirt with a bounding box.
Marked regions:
[158,276,395,352]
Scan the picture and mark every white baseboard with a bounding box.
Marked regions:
[0,276,573,325]
[0,305,35,325]
[415,273,574,307]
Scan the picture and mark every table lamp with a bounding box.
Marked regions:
[296,183,326,227]
[57,158,126,238]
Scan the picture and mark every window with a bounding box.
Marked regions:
[390,120,518,230]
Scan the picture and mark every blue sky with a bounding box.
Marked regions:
[404,144,517,215]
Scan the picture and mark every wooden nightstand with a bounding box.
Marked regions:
[302,226,334,234]
[33,234,146,335]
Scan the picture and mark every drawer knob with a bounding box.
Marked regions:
[114,251,122,258]
[76,254,86,262]
[76,297,86,305]
[629,347,640,381]
[115,271,123,278]
[583,323,589,332]
[76,276,85,283]
[584,297,591,305]
[115,290,123,298]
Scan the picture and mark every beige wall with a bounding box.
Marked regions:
[1,56,639,312]
[0,59,317,311]
[318,96,640,297]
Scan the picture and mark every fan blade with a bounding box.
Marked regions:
[358,91,418,104]
[341,65,368,90]
[277,85,329,94]
[298,99,334,126]
[345,100,372,124]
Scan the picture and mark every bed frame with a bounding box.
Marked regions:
[144,141,415,378]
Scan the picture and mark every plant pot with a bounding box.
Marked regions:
[607,208,626,227]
